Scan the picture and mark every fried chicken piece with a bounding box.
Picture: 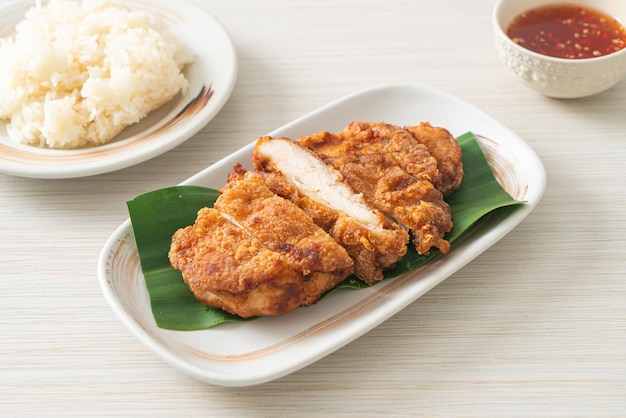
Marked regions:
[215,164,353,276]
[168,164,353,318]
[299,122,453,255]
[169,208,308,317]
[370,165,452,255]
[404,122,464,196]
[305,122,441,185]
[253,136,409,284]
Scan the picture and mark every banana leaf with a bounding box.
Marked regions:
[127,132,523,330]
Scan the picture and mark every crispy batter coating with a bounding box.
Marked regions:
[253,137,409,284]
[404,122,464,196]
[215,164,353,276]
[299,122,454,255]
[342,122,442,185]
[168,164,353,318]
[371,166,452,255]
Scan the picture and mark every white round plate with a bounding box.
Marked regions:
[0,0,238,179]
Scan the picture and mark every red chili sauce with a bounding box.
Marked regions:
[506,4,626,59]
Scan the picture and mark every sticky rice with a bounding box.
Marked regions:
[0,0,194,149]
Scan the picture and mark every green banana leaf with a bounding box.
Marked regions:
[127,132,523,330]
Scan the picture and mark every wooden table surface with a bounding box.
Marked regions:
[2,0,625,416]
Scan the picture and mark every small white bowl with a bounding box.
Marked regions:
[493,0,626,98]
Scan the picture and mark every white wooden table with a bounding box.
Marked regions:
[2,0,625,415]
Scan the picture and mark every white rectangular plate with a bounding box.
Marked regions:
[98,83,546,387]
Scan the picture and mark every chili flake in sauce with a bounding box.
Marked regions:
[506,4,626,59]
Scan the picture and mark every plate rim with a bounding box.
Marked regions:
[98,82,547,386]
[0,0,238,179]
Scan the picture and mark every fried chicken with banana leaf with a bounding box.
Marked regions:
[168,164,353,318]
[169,120,464,318]
[299,121,460,255]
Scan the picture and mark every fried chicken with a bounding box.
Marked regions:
[215,164,353,276]
[299,122,454,255]
[253,136,409,284]
[169,120,464,317]
[168,164,353,318]
[404,122,464,196]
